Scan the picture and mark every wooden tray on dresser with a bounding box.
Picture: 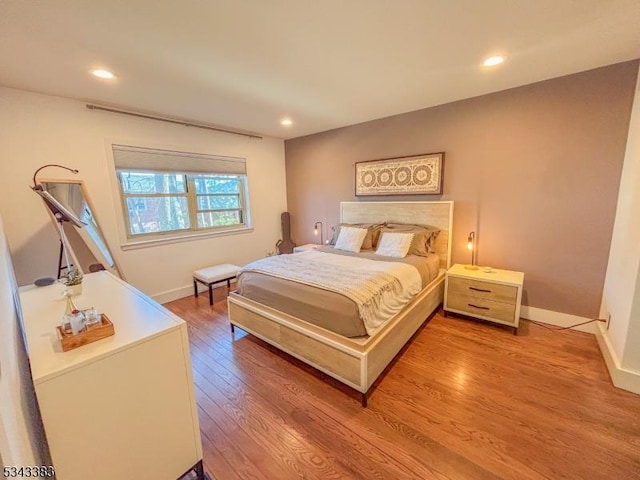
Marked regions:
[56,314,115,352]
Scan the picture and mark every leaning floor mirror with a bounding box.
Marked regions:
[36,179,125,280]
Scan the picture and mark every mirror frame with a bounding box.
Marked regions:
[38,178,125,280]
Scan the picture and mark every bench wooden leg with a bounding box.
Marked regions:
[208,284,214,306]
[193,280,198,298]
[227,278,231,288]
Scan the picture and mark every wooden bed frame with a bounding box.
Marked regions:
[227,201,454,406]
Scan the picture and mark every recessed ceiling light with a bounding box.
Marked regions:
[281,119,293,126]
[483,56,505,67]
[91,69,117,79]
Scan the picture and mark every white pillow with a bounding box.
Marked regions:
[375,232,414,258]
[334,226,368,253]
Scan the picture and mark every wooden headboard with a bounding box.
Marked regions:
[340,201,454,270]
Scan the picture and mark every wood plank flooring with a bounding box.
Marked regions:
[165,291,640,480]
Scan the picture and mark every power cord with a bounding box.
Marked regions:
[526,318,606,331]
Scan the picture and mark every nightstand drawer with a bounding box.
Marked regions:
[446,294,517,324]
[448,276,517,304]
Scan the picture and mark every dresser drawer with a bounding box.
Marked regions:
[448,276,517,304]
[446,294,517,324]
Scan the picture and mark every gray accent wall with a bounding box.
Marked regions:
[285,60,639,318]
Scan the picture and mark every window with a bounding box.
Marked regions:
[113,145,249,240]
[193,175,244,229]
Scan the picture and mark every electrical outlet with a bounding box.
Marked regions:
[606,313,611,330]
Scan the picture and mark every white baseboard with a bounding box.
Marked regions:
[152,280,236,304]
[520,305,596,334]
[594,323,640,395]
[153,285,194,304]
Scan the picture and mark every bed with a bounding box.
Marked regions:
[227,201,454,405]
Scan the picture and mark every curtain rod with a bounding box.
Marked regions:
[86,104,263,140]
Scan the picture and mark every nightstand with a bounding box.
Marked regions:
[444,264,524,334]
[293,243,321,253]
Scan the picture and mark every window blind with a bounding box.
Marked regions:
[112,145,246,175]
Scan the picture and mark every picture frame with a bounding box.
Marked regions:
[355,152,444,196]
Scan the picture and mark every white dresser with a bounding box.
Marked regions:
[19,272,204,480]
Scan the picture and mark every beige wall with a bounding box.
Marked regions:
[0,87,287,301]
[601,62,640,370]
[285,61,639,318]
[0,217,46,467]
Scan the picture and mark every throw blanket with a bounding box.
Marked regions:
[240,250,422,334]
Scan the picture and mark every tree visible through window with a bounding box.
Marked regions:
[117,171,247,237]
[194,176,243,229]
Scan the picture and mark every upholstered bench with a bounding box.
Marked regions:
[193,264,240,306]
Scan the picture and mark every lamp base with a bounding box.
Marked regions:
[464,264,479,270]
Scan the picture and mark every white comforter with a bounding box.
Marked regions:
[240,250,422,334]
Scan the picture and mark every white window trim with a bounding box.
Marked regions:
[120,225,254,251]
[105,140,253,251]
[116,171,249,240]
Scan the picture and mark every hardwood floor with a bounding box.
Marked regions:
[165,291,640,480]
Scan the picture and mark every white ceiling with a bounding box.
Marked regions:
[1,1,639,139]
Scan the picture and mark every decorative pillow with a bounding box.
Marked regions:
[375,232,414,258]
[334,226,368,253]
[383,224,440,256]
[330,223,385,250]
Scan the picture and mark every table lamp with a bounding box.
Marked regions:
[314,221,324,246]
[465,231,479,270]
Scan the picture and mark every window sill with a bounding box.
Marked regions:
[120,226,254,251]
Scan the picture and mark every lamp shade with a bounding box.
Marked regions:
[464,231,478,270]
[314,221,324,246]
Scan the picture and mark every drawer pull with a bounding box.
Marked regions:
[468,303,490,310]
[469,286,492,293]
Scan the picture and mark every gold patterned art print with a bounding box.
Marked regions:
[355,153,444,196]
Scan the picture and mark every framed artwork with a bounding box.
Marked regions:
[355,152,444,196]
